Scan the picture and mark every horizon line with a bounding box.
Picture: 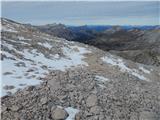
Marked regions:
[2,17,159,26]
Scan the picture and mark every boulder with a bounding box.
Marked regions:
[86,94,97,107]
[10,105,20,111]
[51,107,68,120]
[40,97,48,105]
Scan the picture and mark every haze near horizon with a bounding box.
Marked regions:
[2,1,160,25]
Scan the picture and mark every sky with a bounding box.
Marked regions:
[1,1,160,25]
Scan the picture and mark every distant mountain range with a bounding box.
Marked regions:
[36,23,160,66]
[68,25,159,31]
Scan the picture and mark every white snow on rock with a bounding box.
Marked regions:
[101,55,149,81]
[2,41,18,51]
[18,36,31,41]
[62,45,90,67]
[1,26,18,33]
[139,66,150,74]
[22,45,90,71]
[38,42,53,49]
[54,54,60,59]
[65,107,79,120]
[1,41,91,96]
[95,75,109,82]
[95,75,109,88]
[1,58,42,97]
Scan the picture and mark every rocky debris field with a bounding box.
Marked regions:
[1,18,160,120]
[1,68,160,120]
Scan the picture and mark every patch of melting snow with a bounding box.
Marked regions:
[62,45,89,66]
[1,59,42,97]
[95,75,109,88]
[38,42,53,49]
[65,107,79,120]
[95,75,109,82]
[139,66,150,74]
[2,51,15,58]
[21,45,90,72]
[1,37,91,96]
[2,74,41,97]
[5,38,30,45]
[102,55,149,81]
[2,41,17,51]
[54,54,60,59]
[2,26,18,33]
[18,36,31,41]
[98,84,106,88]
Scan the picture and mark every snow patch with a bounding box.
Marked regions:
[1,59,42,97]
[98,84,106,88]
[2,51,15,58]
[54,54,60,59]
[65,107,79,120]
[23,47,88,71]
[139,66,150,74]
[38,42,53,49]
[95,75,109,88]
[18,36,31,41]
[62,45,90,67]
[102,55,149,81]
[2,26,18,33]
[95,75,109,82]
[1,32,91,96]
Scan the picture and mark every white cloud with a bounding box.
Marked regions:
[2,1,159,25]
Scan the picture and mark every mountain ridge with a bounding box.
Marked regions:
[1,18,160,120]
[35,21,160,66]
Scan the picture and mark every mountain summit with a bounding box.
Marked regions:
[1,18,160,120]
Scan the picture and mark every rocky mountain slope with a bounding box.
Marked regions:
[1,18,160,120]
[37,24,160,66]
[36,24,95,42]
[36,23,77,41]
[88,28,160,66]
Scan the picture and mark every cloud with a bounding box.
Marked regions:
[2,1,159,25]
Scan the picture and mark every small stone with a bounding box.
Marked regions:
[27,86,35,91]
[14,112,20,119]
[10,105,20,111]
[85,111,92,117]
[51,105,56,111]
[3,72,13,75]
[2,106,7,112]
[3,85,15,90]
[51,107,68,120]
[40,97,48,105]
[86,94,97,107]
[90,106,100,115]
[58,95,67,101]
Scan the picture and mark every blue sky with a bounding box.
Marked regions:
[2,1,160,25]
